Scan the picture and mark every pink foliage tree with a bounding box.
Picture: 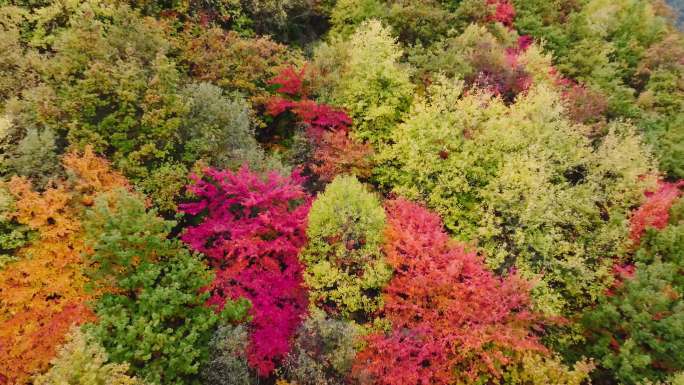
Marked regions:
[471,35,533,103]
[353,199,546,385]
[487,0,516,27]
[180,166,311,376]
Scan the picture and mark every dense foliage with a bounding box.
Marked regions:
[352,198,547,385]
[301,175,390,319]
[0,148,126,384]
[180,167,310,376]
[1,0,683,384]
[33,327,143,385]
[579,184,684,384]
[375,78,654,318]
[84,189,249,385]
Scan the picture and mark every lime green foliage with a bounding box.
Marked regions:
[84,189,251,385]
[302,175,390,319]
[33,327,143,385]
[314,19,413,145]
[282,310,361,385]
[581,199,684,384]
[375,78,655,317]
[503,354,594,385]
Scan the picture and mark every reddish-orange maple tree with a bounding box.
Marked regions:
[353,199,546,385]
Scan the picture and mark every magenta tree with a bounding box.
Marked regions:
[180,166,311,376]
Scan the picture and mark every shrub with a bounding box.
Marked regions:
[329,0,465,46]
[311,130,373,183]
[328,0,387,38]
[180,82,266,169]
[630,180,684,245]
[384,1,458,45]
[502,354,595,385]
[301,175,390,318]
[352,198,546,385]
[513,0,671,117]
[636,34,684,179]
[33,327,143,385]
[0,183,30,267]
[1,2,221,208]
[408,24,531,103]
[178,27,301,104]
[201,324,256,385]
[136,162,190,214]
[375,79,654,317]
[3,128,61,188]
[282,311,361,385]
[180,166,310,376]
[265,66,371,182]
[0,6,38,103]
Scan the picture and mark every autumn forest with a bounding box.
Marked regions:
[0,0,683,384]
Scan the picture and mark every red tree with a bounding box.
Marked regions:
[353,199,546,385]
[266,66,371,182]
[180,167,311,376]
[629,180,684,245]
[487,0,516,27]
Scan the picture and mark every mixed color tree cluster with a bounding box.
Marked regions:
[0,0,682,384]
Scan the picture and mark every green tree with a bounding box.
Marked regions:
[314,19,413,145]
[302,175,390,319]
[84,189,250,385]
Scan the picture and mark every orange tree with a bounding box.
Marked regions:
[0,147,127,384]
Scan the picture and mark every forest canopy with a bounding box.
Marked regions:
[0,0,683,385]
